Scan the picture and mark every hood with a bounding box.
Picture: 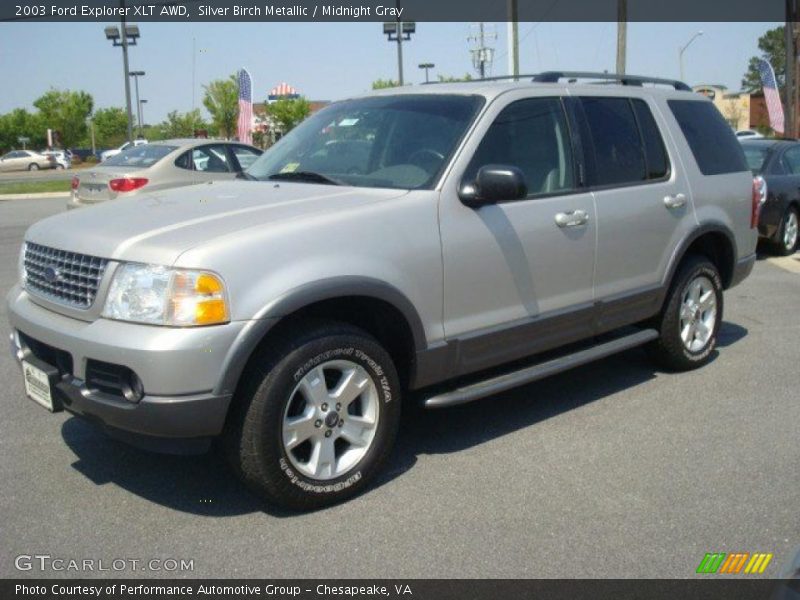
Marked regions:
[26,180,408,265]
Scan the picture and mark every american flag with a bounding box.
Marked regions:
[756,58,784,134]
[237,69,253,144]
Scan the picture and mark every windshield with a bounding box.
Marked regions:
[742,145,769,174]
[246,94,484,189]
[103,144,177,168]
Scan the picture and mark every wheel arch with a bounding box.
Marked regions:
[664,224,738,295]
[213,277,427,399]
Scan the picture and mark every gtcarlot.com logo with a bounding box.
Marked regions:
[696,552,773,574]
[15,554,194,573]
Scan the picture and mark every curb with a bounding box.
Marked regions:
[0,192,70,200]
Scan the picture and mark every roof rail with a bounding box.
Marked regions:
[420,71,692,91]
[532,71,692,91]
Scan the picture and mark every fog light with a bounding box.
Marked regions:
[128,371,144,403]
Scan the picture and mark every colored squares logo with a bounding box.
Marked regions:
[697,552,773,574]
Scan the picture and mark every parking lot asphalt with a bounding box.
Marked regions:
[1,196,798,579]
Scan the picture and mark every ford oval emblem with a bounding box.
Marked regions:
[43,265,61,283]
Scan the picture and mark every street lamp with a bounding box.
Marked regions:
[418,62,435,83]
[139,99,148,133]
[383,15,415,85]
[679,30,704,83]
[104,5,141,143]
[129,70,145,134]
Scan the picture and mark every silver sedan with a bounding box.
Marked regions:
[0,150,57,172]
[68,139,262,209]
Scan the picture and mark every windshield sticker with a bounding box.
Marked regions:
[280,162,300,173]
[337,118,359,127]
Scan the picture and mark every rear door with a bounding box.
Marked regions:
[189,144,237,183]
[576,93,695,327]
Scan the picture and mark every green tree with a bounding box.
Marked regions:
[203,75,239,138]
[267,97,311,133]
[33,89,93,148]
[437,73,474,82]
[0,109,45,152]
[154,109,208,139]
[371,78,399,89]
[91,107,128,148]
[742,26,785,93]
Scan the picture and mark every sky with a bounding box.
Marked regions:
[0,21,782,123]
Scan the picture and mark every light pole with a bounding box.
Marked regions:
[104,5,140,143]
[383,17,415,85]
[679,30,704,83]
[139,100,148,132]
[418,62,434,83]
[129,70,145,134]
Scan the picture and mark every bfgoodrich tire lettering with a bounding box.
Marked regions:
[649,256,723,371]
[224,321,401,510]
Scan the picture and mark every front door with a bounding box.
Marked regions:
[439,94,597,376]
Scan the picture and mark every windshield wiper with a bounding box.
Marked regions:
[267,171,344,186]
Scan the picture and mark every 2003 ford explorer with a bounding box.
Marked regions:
[7,72,758,510]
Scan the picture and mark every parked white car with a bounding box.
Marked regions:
[736,129,764,140]
[40,150,71,170]
[100,139,148,162]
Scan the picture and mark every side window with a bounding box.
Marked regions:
[230,145,262,171]
[174,151,192,170]
[192,145,231,173]
[631,99,669,179]
[580,97,646,185]
[782,146,800,174]
[464,97,575,196]
[668,100,748,175]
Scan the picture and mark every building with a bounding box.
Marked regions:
[693,85,751,131]
[251,82,330,145]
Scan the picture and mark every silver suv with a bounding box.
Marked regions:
[7,72,758,510]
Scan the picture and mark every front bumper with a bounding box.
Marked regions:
[7,285,248,446]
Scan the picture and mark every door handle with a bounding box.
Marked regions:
[555,209,589,228]
[664,193,687,209]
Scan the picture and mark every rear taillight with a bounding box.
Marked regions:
[109,178,148,193]
[70,176,79,190]
[752,175,767,228]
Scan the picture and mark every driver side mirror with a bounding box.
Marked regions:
[458,165,527,208]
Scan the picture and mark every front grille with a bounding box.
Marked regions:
[24,242,108,309]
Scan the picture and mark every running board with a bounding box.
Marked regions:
[423,328,659,409]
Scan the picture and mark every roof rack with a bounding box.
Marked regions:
[422,71,692,92]
[532,71,692,91]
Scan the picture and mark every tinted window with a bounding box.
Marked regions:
[231,145,262,170]
[192,145,231,173]
[741,145,770,174]
[174,151,192,170]
[581,97,646,185]
[632,99,669,179]
[247,95,484,189]
[668,100,748,175]
[103,144,177,168]
[782,146,800,174]
[464,97,575,196]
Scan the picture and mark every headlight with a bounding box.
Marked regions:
[18,242,27,289]
[102,263,229,327]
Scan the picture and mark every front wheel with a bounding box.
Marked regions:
[649,256,723,371]
[224,321,401,510]
[773,206,799,256]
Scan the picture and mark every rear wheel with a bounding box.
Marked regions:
[27,163,39,171]
[649,256,723,371]
[224,321,401,510]
[773,206,799,256]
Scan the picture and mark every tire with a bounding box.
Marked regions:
[772,206,799,256]
[649,255,723,371]
[224,321,402,511]
[28,163,39,171]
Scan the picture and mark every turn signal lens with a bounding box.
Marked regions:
[109,177,149,192]
[168,271,230,326]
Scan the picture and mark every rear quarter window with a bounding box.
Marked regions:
[668,100,748,176]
